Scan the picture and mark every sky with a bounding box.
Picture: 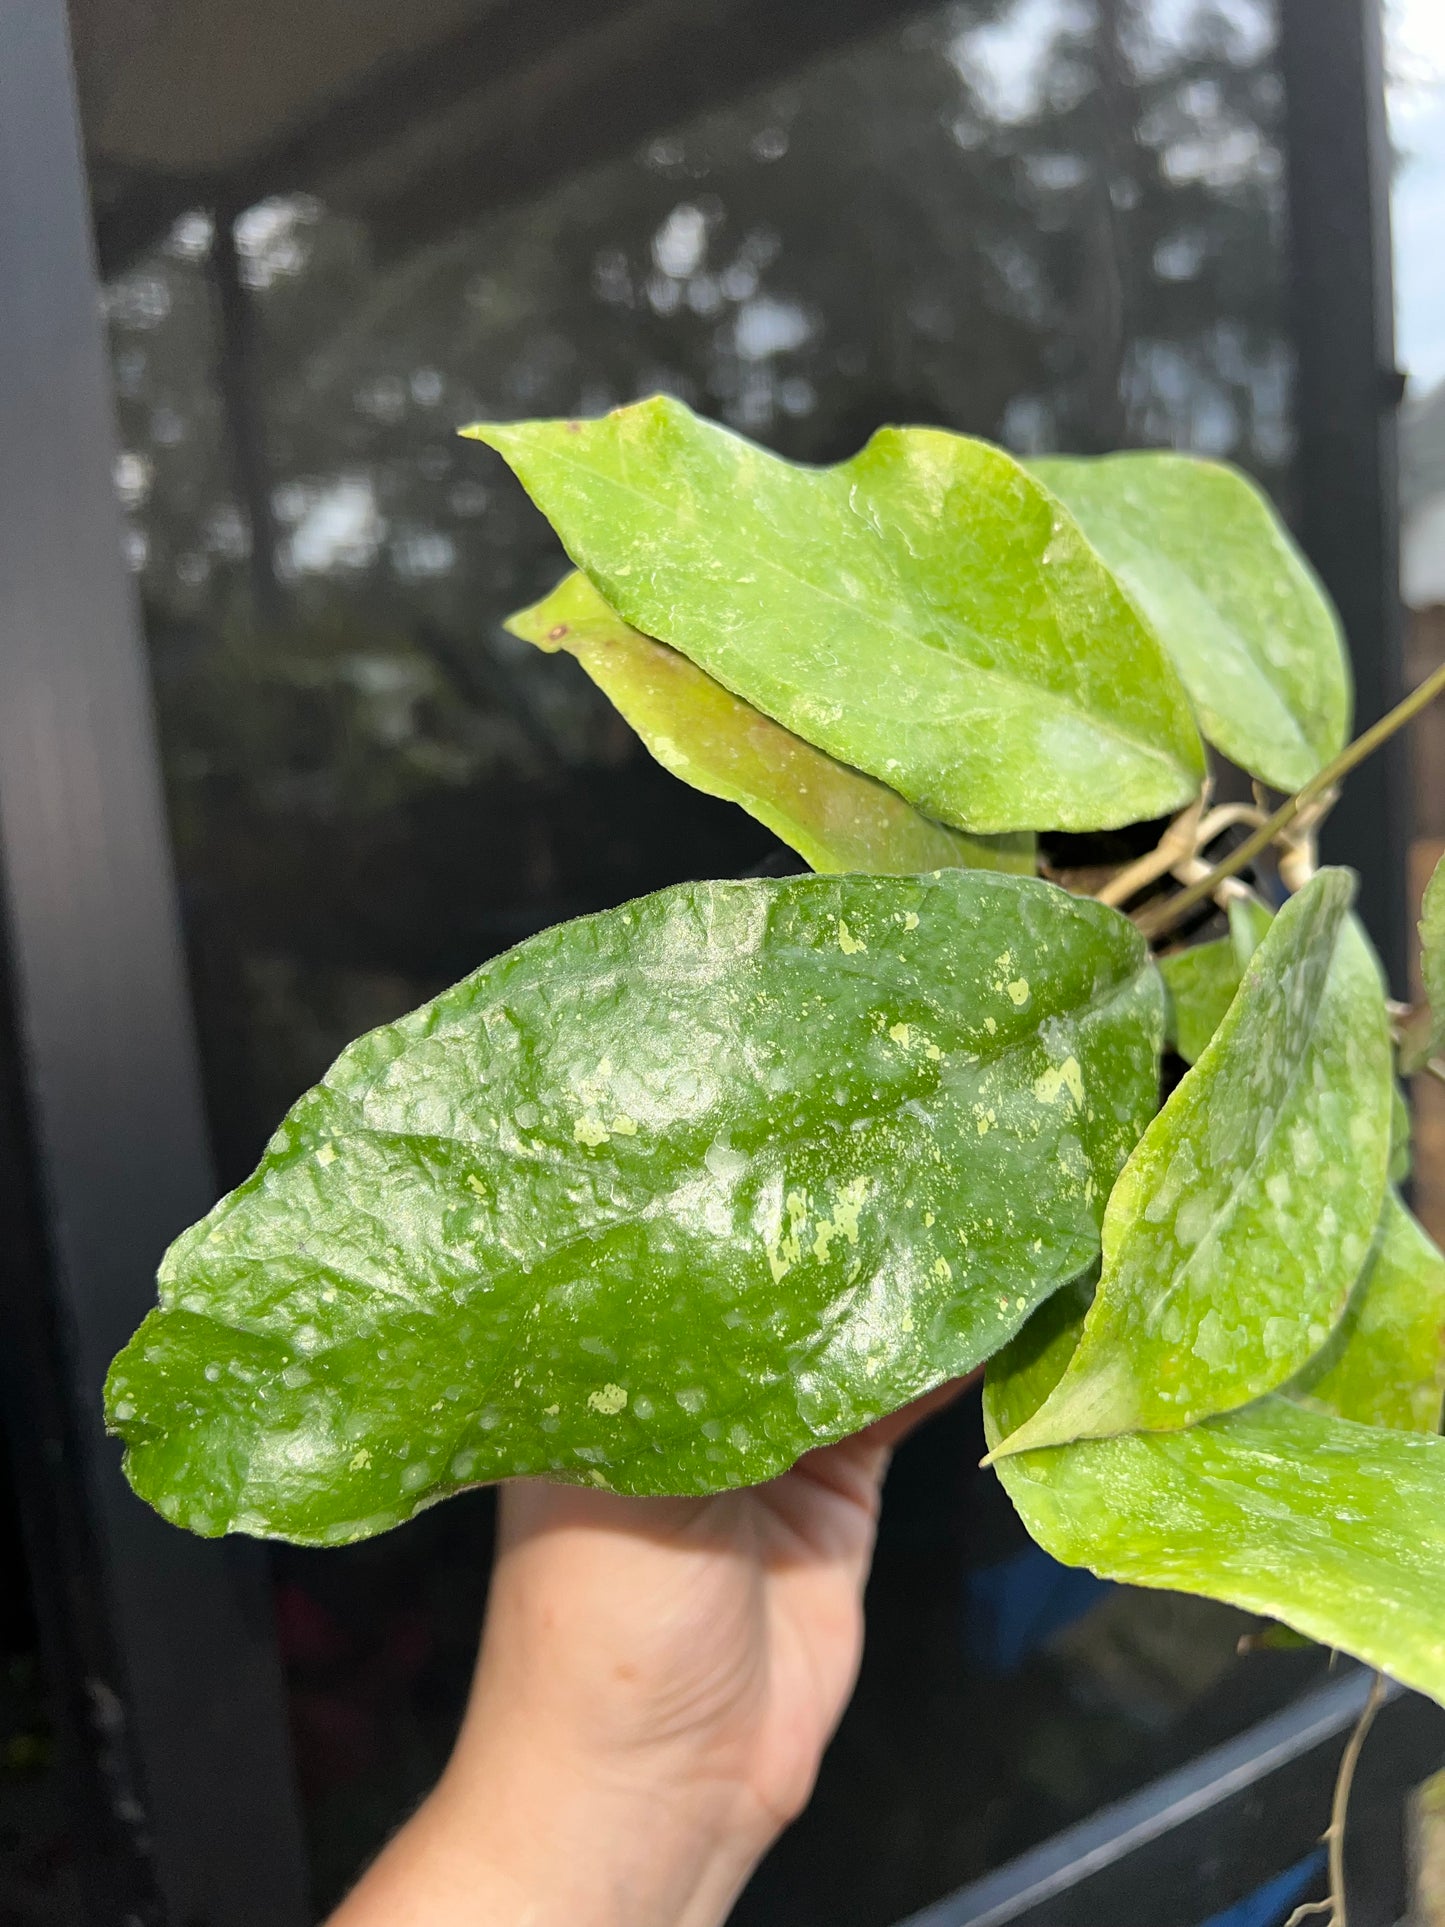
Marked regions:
[1390,0,1445,395]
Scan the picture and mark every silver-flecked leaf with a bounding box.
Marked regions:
[991,871,1392,1455]
[1032,452,1350,791]
[506,572,1033,876]
[106,870,1161,1544]
[463,398,1205,833]
[1291,1190,1445,1435]
[985,1289,1445,1708]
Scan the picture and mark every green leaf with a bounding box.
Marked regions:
[1159,936,1238,1066]
[1390,1083,1413,1186]
[1291,1190,1445,1435]
[1421,852,1445,1063]
[1158,895,1273,1065]
[463,398,1205,834]
[1227,893,1274,967]
[105,870,1162,1544]
[985,1295,1445,1708]
[1030,453,1350,792]
[990,870,1393,1456]
[506,572,1033,877]
[1238,1623,1314,1653]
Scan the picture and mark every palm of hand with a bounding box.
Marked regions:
[477,1384,963,1845]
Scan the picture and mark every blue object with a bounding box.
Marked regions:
[1197,1849,1327,1927]
[964,1544,1112,1675]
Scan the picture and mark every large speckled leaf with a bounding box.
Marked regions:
[105,870,1161,1545]
[991,870,1393,1456]
[463,398,1205,833]
[506,572,1033,877]
[1291,1190,1445,1435]
[984,1290,1445,1707]
[1031,453,1350,792]
[1159,896,1273,1064]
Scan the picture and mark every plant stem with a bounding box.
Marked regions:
[1325,1671,1387,1927]
[1096,801,1274,909]
[1138,658,1445,942]
[1094,797,1204,907]
[1280,1673,1387,1927]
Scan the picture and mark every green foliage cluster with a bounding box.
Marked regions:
[108,399,1445,1709]
[105,0,1290,1176]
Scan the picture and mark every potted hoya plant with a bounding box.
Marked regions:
[105,398,1445,1912]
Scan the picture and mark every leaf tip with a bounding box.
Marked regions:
[458,419,534,455]
[980,1409,1065,1464]
[990,1349,1140,1460]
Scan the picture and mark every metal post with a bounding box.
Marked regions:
[0,4,309,1922]
[1280,0,1410,988]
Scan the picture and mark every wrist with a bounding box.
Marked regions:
[425,1713,767,1927]
[330,1718,764,1927]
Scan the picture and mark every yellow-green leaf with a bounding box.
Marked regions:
[463,398,1205,834]
[506,572,1033,876]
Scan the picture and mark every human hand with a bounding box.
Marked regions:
[329,1377,969,1927]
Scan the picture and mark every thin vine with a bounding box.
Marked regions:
[1135,657,1445,944]
[1281,1672,1388,1927]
